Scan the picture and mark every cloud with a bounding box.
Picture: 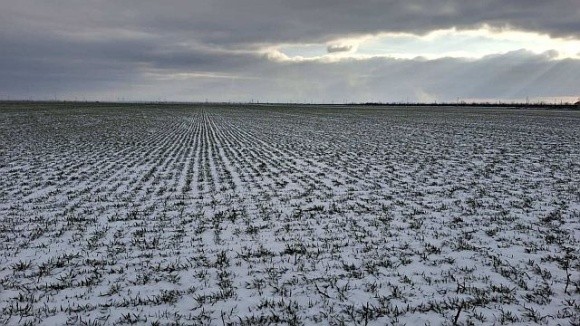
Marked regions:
[327,44,354,53]
[542,50,560,59]
[6,48,577,103]
[2,1,579,46]
[260,50,579,103]
[0,1,579,101]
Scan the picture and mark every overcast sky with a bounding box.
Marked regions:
[1,1,579,103]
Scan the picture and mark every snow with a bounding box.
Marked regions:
[0,103,578,325]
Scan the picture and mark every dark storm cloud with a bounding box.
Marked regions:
[0,1,579,100]
[4,1,579,44]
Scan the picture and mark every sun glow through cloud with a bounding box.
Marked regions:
[273,26,580,62]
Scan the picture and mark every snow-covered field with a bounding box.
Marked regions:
[0,103,578,325]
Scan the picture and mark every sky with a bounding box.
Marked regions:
[1,1,579,103]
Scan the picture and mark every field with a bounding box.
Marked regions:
[0,103,578,325]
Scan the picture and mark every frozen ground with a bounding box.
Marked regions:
[0,103,578,325]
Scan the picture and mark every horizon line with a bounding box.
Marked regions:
[1,99,579,108]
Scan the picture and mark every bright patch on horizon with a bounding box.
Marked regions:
[272,26,580,62]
